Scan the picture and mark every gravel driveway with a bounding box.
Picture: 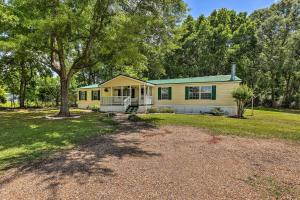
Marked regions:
[0,116,300,200]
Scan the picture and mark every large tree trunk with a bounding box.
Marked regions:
[19,62,27,109]
[58,78,70,117]
[19,79,26,108]
[283,73,292,108]
[270,71,277,108]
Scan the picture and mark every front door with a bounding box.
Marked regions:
[131,88,139,105]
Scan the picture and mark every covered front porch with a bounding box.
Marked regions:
[99,75,154,113]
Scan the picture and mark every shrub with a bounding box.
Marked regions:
[128,114,141,122]
[159,107,175,113]
[232,85,253,118]
[148,107,174,113]
[0,86,7,104]
[91,105,100,112]
[148,107,159,113]
[211,107,225,116]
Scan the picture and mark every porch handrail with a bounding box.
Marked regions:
[123,96,131,110]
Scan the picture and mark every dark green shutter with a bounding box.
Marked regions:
[185,87,189,100]
[158,87,161,100]
[85,91,87,100]
[98,90,100,100]
[79,91,81,100]
[212,85,216,100]
[91,91,94,100]
[168,87,172,100]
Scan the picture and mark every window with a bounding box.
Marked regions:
[92,90,100,100]
[188,87,199,99]
[201,86,212,100]
[79,91,86,100]
[161,88,169,100]
[186,86,213,100]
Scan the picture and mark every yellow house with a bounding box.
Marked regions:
[78,72,242,116]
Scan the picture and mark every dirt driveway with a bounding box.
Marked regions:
[0,118,300,200]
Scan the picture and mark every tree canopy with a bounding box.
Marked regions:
[0,0,299,111]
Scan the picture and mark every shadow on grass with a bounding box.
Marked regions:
[0,110,161,198]
[0,110,118,170]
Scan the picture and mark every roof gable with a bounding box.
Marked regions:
[100,75,152,87]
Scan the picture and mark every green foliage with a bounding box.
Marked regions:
[1,0,299,111]
[128,114,141,122]
[91,105,100,112]
[148,107,159,113]
[211,107,225,116]
[163,0,300,109]
[0,85,7,104]
[232,85,253,101]
[140,109,300,141]
[148,107,174,113]
[232,85,253,118]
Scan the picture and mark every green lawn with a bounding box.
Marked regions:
[0,109,117,170]
[139,109,300,141]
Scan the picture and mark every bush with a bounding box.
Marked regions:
[0,86,7,104]
[128,114,141,122]
[148,107,158,113]
[232,85,253,118]
[91,105,100,112]
[159,107,175,113]
[147,107,174,113]
[211,107,225,116]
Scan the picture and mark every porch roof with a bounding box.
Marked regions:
[79,84,99,89]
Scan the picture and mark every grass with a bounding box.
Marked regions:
[139,109,300,141]
[0,109,117,170]
[245,175,300,199]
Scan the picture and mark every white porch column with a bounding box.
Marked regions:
[121,86,123,105]
[110,87,113,106]
[144,84,146,105]
[139,85,141,105]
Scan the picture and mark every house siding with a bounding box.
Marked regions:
[77,75,240,115]
[152,82,240,115]
[78,88,100,109]
[153,82,239,106]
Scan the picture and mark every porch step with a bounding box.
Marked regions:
[125,106,139,114]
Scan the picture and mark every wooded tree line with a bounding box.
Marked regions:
[164,0,300,108]
[0,0,299,116]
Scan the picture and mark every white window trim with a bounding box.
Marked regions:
[188,86,212,100]
[161,87,169,100]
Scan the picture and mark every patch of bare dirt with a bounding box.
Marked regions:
[0,117,300,200]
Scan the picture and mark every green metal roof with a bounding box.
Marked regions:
[147,75,241,85]
[79,75,241,88]
[79,84,99,89]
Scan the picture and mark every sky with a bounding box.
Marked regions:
[183,0,276,17]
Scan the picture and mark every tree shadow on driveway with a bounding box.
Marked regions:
[0,122,161,199]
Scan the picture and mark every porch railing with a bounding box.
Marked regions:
[101,95,153,106]
[140,95,153,105]
[101,96,130,106]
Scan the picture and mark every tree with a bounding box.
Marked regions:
[3,0,186,116]
[251,0,300,107]
[0,85,7,104]
[232,85,253,118]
